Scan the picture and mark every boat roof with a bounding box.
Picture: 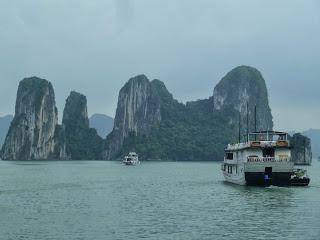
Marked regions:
[246,131,288,135]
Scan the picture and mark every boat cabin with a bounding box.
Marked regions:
[225,131,291,163]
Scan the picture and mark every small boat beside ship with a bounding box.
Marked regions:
[123,152,140,165]
[221,130,310,187]
[290,168,310,186]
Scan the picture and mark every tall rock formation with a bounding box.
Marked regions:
[52,125,69,160]
[1,77,60,160]
[290,133,312,165]
[213,66,273,132]
[62,91,103,160]
[105,66,274,161]
[301,129,320,158]
[105,75,167,159]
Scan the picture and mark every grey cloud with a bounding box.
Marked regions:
[0,0,319,132]
[115,0,134,30]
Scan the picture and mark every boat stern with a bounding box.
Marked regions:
[244,161,294,186]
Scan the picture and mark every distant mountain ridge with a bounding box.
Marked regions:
[89,114,114,138]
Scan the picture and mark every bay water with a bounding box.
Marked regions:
[0,160,319,240]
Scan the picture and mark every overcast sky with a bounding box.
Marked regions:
[0,0,319,132]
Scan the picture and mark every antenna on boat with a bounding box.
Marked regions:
[304,138,306,163]
[254,105,257,140]
[254,105,257,132]
[238,112,241,143]
[246,102,249,142]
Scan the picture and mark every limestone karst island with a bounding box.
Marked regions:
[0,1,319,240]
[0,66,312,165]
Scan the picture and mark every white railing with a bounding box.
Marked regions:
[227,142,250,150]
[226,140,289,151]
[247,156,290,162]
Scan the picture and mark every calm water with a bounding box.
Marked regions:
[0,160,319,240]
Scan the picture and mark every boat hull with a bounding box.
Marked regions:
[289,177,310,186]
[222,162,294,187]
[245,172,291,186]
[123,161,139,165]
[223,172,246,185]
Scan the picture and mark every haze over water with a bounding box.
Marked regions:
[0,160,319,240]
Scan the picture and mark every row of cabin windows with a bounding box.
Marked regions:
[224,164,238,174]
[226,148,276,160]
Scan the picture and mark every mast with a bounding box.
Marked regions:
[246,102,249,142]
[254,105,257,132]
[238,112,241,143]
[304,138,306,163]
[254,105,257,140]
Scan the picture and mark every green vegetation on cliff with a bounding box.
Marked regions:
[1,77,59,160]
[63,91,103,160]
[108,66,273,161]
[120,107,237,161]
[112,79,238,161]
[18,77,56,114]
[213,66,273,132]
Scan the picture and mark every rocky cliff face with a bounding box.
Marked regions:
[105,75,166,159]
[0,115,13,148]
[290,133,312,165]
[301,129,320,158]
[52,125,69,160]
[62,91,103,160]
[1,77,60,160]
[1,81,102,160]
[105,67,274,161]
[213,66,273,132]
[114,75,162,135]
[63,91,89,129]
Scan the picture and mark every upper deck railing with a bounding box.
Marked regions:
[247,156,290,162]
[246,131,288,142]
[227,140,289,150]
[226,131,290,150]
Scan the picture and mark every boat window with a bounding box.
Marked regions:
[263,148,275,157]
[226,152,233,160]
[224,164,226,171]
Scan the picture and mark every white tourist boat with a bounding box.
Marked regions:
[221,131,295,186]
[123,152,140,165]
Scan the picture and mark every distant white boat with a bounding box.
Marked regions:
[123,152,139,165]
